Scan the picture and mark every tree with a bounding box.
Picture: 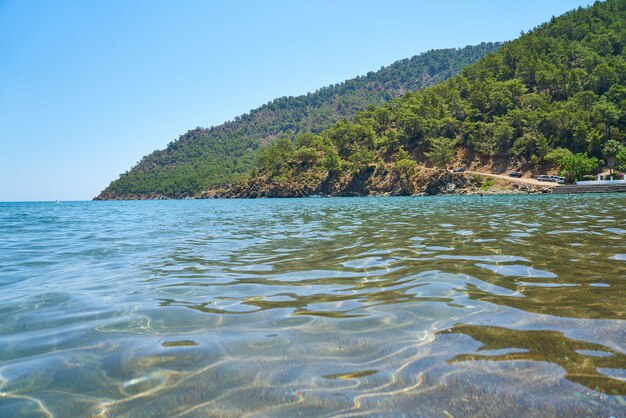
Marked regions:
[545,147,573,164]
[547,148,601,182]
[616,146,626,172]
[259,138,295,175]
[98,43,500,199]
[295,147,318,165]
[562,153,599,182]
[348,145,375,171]
[393,148,419,184]
[603,139,623,174]
[593,99,621,142]
[425,137,457,171]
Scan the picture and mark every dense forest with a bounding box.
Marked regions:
[219,0,626,197]
[95,43,500,199]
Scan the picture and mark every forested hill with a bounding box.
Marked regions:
[213,0,626,198]
[95,43,500,199]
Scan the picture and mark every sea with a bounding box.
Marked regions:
[0,195,624,417]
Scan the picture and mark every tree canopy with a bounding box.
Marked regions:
[226,0,626,196]
[96,44,500,199]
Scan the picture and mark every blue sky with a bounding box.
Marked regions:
[0,0,591,201]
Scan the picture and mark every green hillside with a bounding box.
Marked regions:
[95,43,500,199]
[225,0,626,197]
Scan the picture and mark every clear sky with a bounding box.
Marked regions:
[0,0,592,201]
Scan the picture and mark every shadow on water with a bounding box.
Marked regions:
[440,324,626,395]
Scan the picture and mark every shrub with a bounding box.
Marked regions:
[480,178,495,190]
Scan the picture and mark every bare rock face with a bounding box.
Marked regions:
[425,172,469,195]
[195,167,552,200]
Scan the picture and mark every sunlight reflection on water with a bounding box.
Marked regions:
[0,195,624,416]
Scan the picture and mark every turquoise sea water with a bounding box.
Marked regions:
[0,195,625,417]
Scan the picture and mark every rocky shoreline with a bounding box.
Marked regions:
[94,171,553,200]
[195,171,552,199]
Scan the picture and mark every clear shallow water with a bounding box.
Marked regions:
[0,195,625,417]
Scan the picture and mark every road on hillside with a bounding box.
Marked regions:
[463,170,558,187]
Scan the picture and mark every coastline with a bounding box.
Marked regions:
[94,172,556,200]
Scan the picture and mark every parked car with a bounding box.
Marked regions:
[549,176,565,184]
[536,175,551,182]
[452,167,466,172]
[508,172,522,178]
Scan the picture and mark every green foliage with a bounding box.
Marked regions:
[604,139,623,157]
[99,128,259,198]
[393,148,419,182]
[546,148,601,182]
[603,139,624,172]
[480,178,495,191]
[546,147,574,163]
[101,1,626,198]
[348,145,376,170]
[548,148,601,181]
[564,153,601,182]
[259,138,295,175]
[243,0,626,195]
[616,145,626,171]
[98,43,500,198]
[425,137,457,170]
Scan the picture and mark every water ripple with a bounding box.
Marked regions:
[0,195,624,416]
